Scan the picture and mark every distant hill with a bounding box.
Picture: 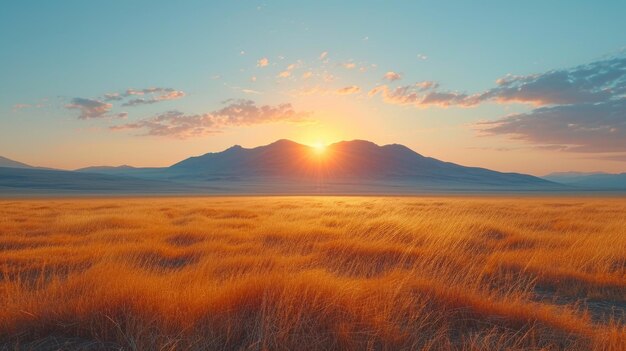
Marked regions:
[544,172,626,189]
[76,165,136,172]
[0,167,200,195]
[0,139,568,195]
[0,156,33,169]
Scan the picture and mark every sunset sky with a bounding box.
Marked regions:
[1,1,625,175]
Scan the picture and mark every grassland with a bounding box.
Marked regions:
[0,197,624,350]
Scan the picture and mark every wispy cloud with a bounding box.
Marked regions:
[67,87,185,118]
[319,51,328,60]
[368,84,471,107]
[123,87,176,96]
[277,61,301,79]
[336,86,361,95]
[101,87,186,107]
[277,71,291,78]
[103,92,123,101]
[111,99,311,138]
[12,100,48,112]
[477,55,626,152]
[12,103,32,111]
[475,56,626,106]
[383,71,402,81]
[370,55,625,110]
[121,90,185,107]
[479,99,626,152]
[342,62,356,69]
[367,54,626,153]
[65,98,114,119]
[257,57,269,67]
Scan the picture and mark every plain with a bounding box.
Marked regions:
[0,197,624,350]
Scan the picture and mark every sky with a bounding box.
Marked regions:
[1,1,625,175]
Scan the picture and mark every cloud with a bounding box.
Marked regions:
[121,90,185,106]
[103,93,123,101]
[13,101,47,111]
[415,81,439,90]
[111,99,311,138]
[383,71,402,81]
[65,98,113,119]
[302,71,313,79]
[319,51,328,60]
[241,89,261,95]
[479,99,626,152]
[336,86,361,95]
[12,103,32,111]
[276,62,301,79]
[342,62,356,69]
[257,57,269,67]
[417,54,428,60]
[368,84,472,107]
[474,56,626,106]
[123,87,175,97]
[68,87,185,118]
[110,110,219,138]
[370,55,625,111]
[474,55,626,153]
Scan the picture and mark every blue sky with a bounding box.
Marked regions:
[1,1,625,174]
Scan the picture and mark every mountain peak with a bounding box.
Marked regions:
[266,139,303,148]
[0,155,33,169]
[224,144,244,152]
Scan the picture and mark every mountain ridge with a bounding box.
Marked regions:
[544,171,626,189]
[0,156,33,169]
[0,139,582,194]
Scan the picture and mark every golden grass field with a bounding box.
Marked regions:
[0,196,625,350]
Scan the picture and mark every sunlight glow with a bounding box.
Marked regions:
[312,142,327,154]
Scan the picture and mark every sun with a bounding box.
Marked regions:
[311,142,327,155]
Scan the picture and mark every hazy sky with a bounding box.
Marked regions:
[1,1,625,175]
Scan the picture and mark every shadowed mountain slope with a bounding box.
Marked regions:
[169,139,555,188]
[0,156,33,169]
[0,167,200,195]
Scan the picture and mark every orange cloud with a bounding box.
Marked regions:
[111,100,311,138]
[383,71,401,81]
[257,57,269,67]
[336,86,361,95]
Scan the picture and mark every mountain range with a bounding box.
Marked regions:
[0,139,622,195]
[544,172,626,189]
